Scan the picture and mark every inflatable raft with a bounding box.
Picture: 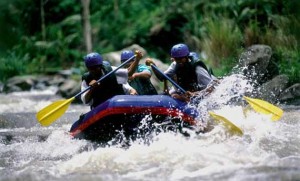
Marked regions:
[70,95,199,142]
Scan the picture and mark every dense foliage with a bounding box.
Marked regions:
[0,0,299,84]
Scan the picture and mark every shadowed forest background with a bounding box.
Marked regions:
[0,0,299,86]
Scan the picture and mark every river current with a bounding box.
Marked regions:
[0,75,299,181]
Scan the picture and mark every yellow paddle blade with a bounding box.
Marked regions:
[243,96,283,121]
[209,111,243,136]
[36,97,75,126]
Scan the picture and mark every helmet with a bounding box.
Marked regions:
[121,50,135,63]
[84,52,103,68]
[189,52,200,62]
[170,43,189,58]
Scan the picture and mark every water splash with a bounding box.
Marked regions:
[186,74,254,131]
[1,74,300,180]
[0,89,59,113]
[54,124,280,180]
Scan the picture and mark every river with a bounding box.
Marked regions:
[0,76,299,181]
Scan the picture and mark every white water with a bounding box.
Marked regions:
[0,74,299,181]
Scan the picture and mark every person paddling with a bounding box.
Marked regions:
[146,43,218,102]
[120,50,158,95]
[81,52,137,110]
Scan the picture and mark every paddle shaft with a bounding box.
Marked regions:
[150,64,186,94]
[74,55,136,99]
[36,55,136,126]
[150,63,244,134]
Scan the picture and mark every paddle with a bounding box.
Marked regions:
[243,96,283,121]
[208,96,283,136]
[36,55,136,126]
[148,64,243,134]
[209,111,243,136]
[150,64,186,93]
[151,64,283,132]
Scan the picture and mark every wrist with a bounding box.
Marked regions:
[133,73,138,79]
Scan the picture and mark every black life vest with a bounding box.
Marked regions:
[82,61,125,109]
[175,59,211,92]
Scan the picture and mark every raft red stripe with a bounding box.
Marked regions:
[70,107,196,136]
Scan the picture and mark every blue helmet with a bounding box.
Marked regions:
[84,52,103,68]
[170,43,189,58]
[189,52,200,62]
[121,50,135,63]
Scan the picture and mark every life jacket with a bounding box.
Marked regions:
[82,61,125,109]
[189,55,215,76]
[129,78,157,95]
[175,59,211,92]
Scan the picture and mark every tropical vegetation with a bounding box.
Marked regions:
[0,0,299,85]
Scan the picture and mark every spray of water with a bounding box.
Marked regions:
[2,72,299,180]
[33,73,299,180]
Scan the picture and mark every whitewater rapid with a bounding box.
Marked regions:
[0,74,299,181]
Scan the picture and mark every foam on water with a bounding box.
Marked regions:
[0,89,58,113]
[48,73,300,180]
[1,74,299,180]
[53,125,272,180]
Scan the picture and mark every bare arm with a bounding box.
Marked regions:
[145,58,165,81]
[127,50,143,76]
[81,79,101,105]
[130,71,151,80]
[122,82,138,95]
